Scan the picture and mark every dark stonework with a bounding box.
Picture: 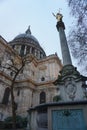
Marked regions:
[2,87,10,105]
[54,65,82,85]
[56,21,65,31]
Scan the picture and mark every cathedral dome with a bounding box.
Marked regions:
[13,27,39,45]
[9,26,46,59]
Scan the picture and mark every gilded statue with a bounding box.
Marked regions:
[52,12,63,22]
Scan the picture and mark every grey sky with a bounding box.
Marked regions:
[0,0,73,61]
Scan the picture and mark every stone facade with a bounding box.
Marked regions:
[0,23,87,130]
[0,32,62,120]
[28,65,87,130]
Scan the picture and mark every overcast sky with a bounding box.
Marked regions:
[0,0,74,61]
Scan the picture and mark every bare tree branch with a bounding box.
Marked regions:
[67,0,87,75]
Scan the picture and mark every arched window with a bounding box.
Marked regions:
[2,87,10,105]
[40,91,46,104]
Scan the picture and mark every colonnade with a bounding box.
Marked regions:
[13,45,45,59]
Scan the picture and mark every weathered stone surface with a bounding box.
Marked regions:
[0,36,62,120]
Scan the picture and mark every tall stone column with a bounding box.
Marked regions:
[55,13,72,65]
[24,46,27,55]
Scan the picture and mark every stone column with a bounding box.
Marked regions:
[38,51,40,59]
[24,46,27,55]
[30,47,32,54]
[35,49,37,56]
[40,53,43,59]
[56,13,72,65]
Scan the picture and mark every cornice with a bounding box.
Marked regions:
[0,36,21,60]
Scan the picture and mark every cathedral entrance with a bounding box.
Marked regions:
[52,109,86,130]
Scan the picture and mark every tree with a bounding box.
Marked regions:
[67,0,87,75]
[1,55,33,128]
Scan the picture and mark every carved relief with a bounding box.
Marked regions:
[82,81,87,99]
[65,78,77,101]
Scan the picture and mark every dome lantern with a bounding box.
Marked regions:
[25,26,31,35]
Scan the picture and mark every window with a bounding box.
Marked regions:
[41,76,45,81]
[0,60,1,66]
[2,87,10,105]
[17,88,20,96]
[26,46,30,54]
[12,45,15,49]
[10,72,13,76]
[40,91,46,104]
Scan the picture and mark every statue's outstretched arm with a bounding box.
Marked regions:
[52,12,56,17]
